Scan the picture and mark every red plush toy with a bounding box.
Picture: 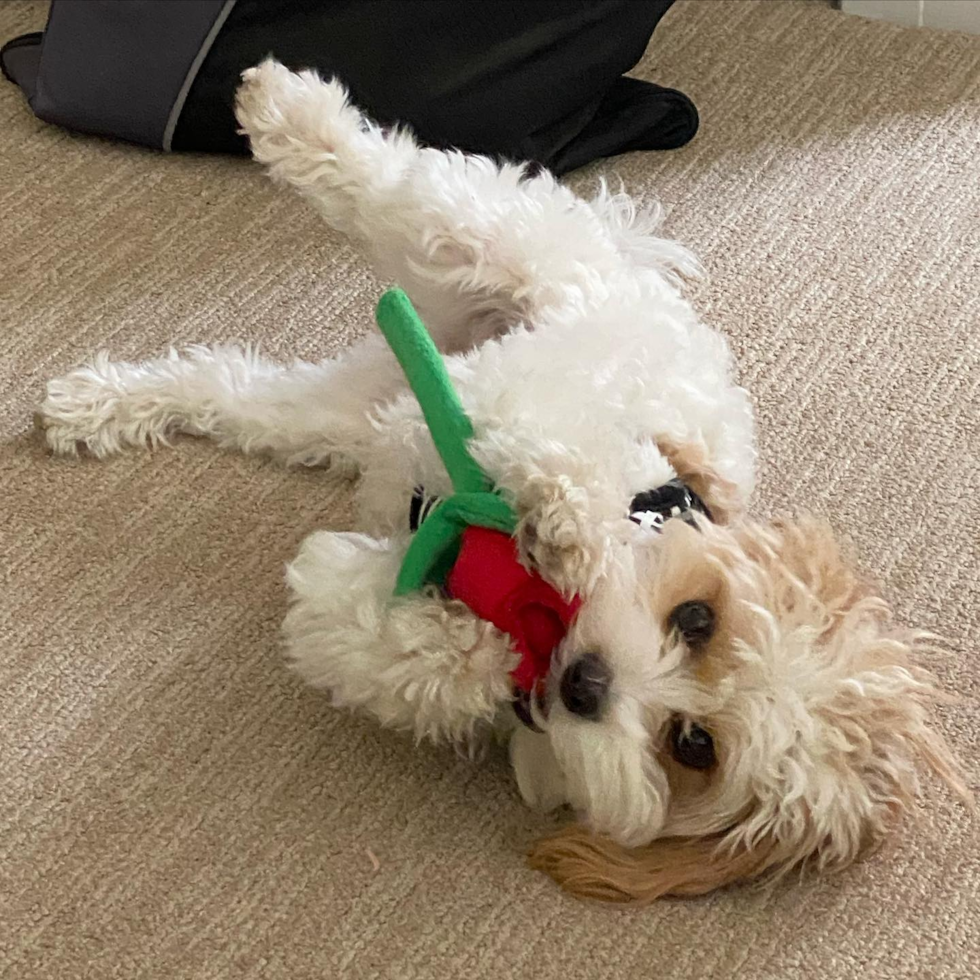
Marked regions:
[447,527,582,697]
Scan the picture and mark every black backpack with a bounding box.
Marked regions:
[1,0,697,175]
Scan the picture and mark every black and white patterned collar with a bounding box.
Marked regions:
[628,479,712,532]
[410,479,711,535]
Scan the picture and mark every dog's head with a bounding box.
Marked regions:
[515,514,967,903]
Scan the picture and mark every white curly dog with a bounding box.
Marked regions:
[38,60,967,903]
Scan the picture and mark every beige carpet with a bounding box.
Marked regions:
[2,1,978,977]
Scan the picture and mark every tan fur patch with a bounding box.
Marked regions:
[528,826,780,904]
[656,436,745,524]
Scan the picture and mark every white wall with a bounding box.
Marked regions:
[841,0,980,33]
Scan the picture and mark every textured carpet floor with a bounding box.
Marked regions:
[2,1,978,977]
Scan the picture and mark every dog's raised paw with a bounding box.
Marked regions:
[516,475,607,596]
[234,58,353,154]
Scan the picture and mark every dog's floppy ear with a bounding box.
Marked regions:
[528,827,781,904]
[656,437,744,524]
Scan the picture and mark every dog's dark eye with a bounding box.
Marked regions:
[668,601,715,648]
[671,720,716,770]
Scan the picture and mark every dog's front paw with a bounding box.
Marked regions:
[516,475,607,596]
[37,356,129,457]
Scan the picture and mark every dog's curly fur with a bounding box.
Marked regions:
[37,60,968,904]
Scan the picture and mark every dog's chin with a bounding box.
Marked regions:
[554,723,670,848]
[510,707,670,849]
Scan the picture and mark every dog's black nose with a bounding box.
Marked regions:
[560,653,611,720]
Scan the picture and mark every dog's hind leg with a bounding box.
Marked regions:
[284,529,515,745]
[235,60,664,350]
[37,333,403,468]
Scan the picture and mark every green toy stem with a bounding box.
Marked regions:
[376,289,490,496]
[374,288,518,596]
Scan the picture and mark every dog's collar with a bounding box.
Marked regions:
[628,478,712,531]
[410,479,710,535]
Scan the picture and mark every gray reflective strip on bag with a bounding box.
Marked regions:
[163,0,238,151]
[24,0,234,150]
